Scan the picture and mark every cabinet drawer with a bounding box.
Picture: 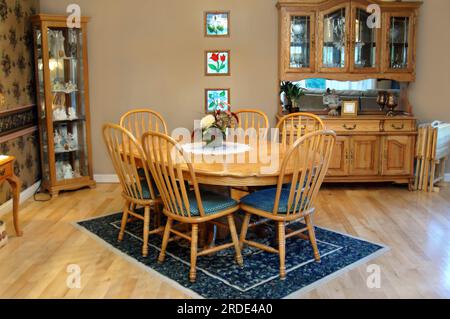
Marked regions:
[384,120,415,132]
[325,120,381,133]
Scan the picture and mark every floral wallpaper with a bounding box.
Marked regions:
[0,0,40,205]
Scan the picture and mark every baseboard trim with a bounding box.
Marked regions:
[0,181,40,217]
[94,174,119,184]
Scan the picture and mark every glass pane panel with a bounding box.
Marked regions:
[47,27,89,181]
[354,9,376,68]
[389,16,409,69]
[35,28,51,182]
[323,8,346,68]
[290,16,311,68]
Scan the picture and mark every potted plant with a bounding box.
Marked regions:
[280,81,305,113]
[280,81,293,112]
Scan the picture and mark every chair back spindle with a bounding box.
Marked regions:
[232,109,270,140]
[120,109,168,140]
[276,113,324,147]
[273,130,336,218]
[142,132,205,219]
[102,124,157,202]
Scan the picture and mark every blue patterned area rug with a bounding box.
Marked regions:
[75,213,388,299]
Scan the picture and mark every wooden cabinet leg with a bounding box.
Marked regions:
[6,175,22,237]
[50,190,59,198]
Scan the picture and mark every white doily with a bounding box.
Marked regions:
[181,142,251,156]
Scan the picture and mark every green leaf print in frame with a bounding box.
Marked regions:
[205,50,230,76]
[204,11,230,37]
[205,89,230,113]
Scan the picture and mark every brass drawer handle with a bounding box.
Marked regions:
[343,124,357,131]
[0,168,6,177]
[391,123,405,130]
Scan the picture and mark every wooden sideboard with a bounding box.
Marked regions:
[276,114,417,188]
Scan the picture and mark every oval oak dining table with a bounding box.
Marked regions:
[123,139,319,247]
[178,141,291,187]
[127,139,316,188]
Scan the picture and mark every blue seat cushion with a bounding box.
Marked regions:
[187,191,238,216]
[240,188,308,214]
[133,179,159,199]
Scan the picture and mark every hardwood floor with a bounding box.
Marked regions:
[1,182,450,298]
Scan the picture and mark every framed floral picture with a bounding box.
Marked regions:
[205,50,230,76]
[205,89,230,113]
[204,11,230,37]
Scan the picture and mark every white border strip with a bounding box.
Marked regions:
[94,174,119,184]
[0,181,40,217]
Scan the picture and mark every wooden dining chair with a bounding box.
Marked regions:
[239,130,336,280]
[232,109,270,139]
[102,124,164,257]
[276,113,325,147]
[120,109,168,139]
[142,131,244,283]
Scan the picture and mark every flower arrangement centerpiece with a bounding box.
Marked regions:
[198,104,238,148]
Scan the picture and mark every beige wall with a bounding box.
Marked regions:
[39,0,450,175]
[410,0,450,123]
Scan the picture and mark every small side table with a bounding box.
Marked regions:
[0,156,22,236]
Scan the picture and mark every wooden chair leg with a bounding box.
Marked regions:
[429,161,436,193]
[190,224,199,283]
[278,222,286,280]
[227,215,244,267]
[305,215,320,262]
[118,201,130,241]
[239,213,251,249]
[158,218,173,263]
[142,206,151,257]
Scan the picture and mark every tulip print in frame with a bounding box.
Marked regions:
[205,50,230,76]
[204,11,230,37]
[205,89,231,113]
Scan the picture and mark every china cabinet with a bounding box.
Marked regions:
[277,0,422,81]
[31,15,95,197]
[317,2,350,73]
[383,11,416,74]
[280,7,316,74]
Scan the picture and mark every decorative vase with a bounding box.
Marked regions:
[290,100,300,113]
[203,127,226,148]
[386,93,398,117]
[377,91,387,111]
[0,221,8,249]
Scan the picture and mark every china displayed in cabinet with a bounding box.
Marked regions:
[32,15,95,197]
[277,0,421,81]
[280,7,316,74]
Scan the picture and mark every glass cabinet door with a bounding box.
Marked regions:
[34,27,51,184]
[385,13,414,72]
[285,12,315,73]
[319,4,350,72]
[351,7,379,72]
[42,26,90,183]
